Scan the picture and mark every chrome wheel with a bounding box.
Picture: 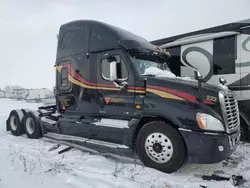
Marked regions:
[144,132,173,163]
[26,117,35,134]
[10,115,18,131]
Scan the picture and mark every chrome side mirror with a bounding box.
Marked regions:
[194,70,202,80]
[110,61,117,81]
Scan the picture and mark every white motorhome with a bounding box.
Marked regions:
[151,19,250,139]
[26,88,54,103]
[41,94,56,105]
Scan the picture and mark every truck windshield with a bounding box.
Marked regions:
[128,50,176,78]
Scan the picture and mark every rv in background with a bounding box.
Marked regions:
[26,88,54,103]
[41,94,56,105]
[151,19,250,139]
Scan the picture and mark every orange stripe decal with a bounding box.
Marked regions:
[147,85,196,102]
[146,88,185,101]
[56,64,197,101]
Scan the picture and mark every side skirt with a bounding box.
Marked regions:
[44,132,138,160]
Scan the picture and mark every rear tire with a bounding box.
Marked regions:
[7,110,24,136]
[136,121,186,173]
[23,112,42,139]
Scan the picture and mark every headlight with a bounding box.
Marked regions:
[196,113,225,131]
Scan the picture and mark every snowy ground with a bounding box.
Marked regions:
[0,98,250,188]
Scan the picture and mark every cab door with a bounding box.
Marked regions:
[97,49,136,118]
[91,49,136,144]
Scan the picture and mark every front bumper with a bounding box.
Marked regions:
[179,128,240,164]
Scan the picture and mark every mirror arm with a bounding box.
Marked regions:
[194,70,203,90]
[112,81,120,88]
[198,80,201,90]
[113,81,128,91]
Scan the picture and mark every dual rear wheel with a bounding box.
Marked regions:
[7,110,42,139]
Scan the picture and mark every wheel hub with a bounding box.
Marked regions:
[26,117,35,134]
[144,132,173,163]
[152,143,163,153]
[10,115,18,131]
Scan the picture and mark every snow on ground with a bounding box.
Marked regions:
[0,98,250,188]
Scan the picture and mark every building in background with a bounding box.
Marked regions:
[4,85,26,99]
[0,89,5,98]
[3,86,55,104]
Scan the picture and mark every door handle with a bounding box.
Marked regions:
[98,97,104,108]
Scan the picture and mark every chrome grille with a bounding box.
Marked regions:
[219,91,240,133]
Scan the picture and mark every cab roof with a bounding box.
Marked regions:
[56,20,160,58]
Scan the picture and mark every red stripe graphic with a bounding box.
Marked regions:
[61,64,215,104]
[203,100,214,104]
[147,85,196,102]
[63,64,145,91]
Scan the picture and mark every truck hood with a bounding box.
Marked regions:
[145,76,222,104]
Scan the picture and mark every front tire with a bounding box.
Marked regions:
[136,121,187,173]
[23,112,42,139]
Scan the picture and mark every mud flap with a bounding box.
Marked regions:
[6,118,10,131]
[30,110,45,136]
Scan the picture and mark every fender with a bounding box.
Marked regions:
[20,108,32,124]
[141,112,183,129]
[142,96,206,131]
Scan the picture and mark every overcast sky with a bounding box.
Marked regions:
[1,0,250,90]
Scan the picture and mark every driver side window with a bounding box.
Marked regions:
[101,55,128,80]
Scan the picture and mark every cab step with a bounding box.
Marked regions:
[44,132,138,160]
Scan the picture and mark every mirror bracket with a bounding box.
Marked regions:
[113,81,128,92]
[194,70,203,90]
[219,77,227,85]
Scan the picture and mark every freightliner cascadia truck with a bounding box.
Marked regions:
[6,20,241,173]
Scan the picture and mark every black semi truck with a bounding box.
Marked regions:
[6,20,241,173]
